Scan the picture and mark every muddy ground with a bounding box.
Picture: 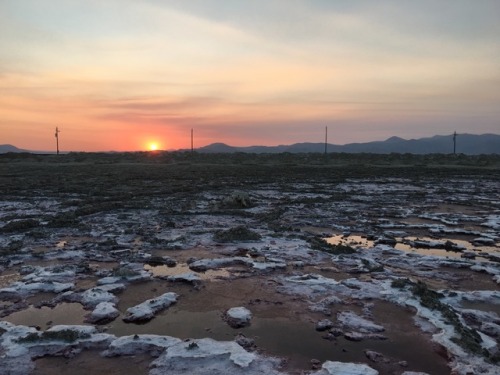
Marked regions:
[0,152,499,375]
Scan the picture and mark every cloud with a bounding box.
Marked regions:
[1,0,499,151]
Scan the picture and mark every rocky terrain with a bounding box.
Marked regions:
[0,153,499,374]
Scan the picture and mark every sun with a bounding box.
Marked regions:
[144,138,164,151]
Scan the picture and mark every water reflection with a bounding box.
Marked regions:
[107,302,449,374]
[3,303,88,328]
[144,263,231,280]
[326,235,374,249]
[325,234,498,261]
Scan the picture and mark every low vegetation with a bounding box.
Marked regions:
[219,192,254,209]
[17,329,91,343]
[391,279,488,358]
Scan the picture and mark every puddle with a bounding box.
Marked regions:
[433,204,481,215]
[459,301,500,316]
[108,303,449,374]
[325,234,498,262]
[25,292,59,306]
[150,247,221,263]
[371,301,450,375]
[394,267,499,292]
[108,309,233,339]
[75,277,98,290]
[144,263,232,280]
[32,246,53,254]
[394,237,498,261]
[399,217,438,225]
[108,309,377,372]
[326,235,374,249]
[106,277,449,374]
[3,303,88,328]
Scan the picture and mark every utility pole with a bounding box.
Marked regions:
[453,131,457,155]
[191,128,194,152]
[324,126,328,155]
[55,127,60,155]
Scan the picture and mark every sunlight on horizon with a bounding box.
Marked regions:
[148,142,159,151]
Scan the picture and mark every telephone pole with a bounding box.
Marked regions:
[453,131,457,155]
[324,126,328,155]
[55,127,60,155]
[191,128,194,152]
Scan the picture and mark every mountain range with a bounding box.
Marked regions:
[0,144,30,153]
[1,133,499,155]
[196,134,499,155]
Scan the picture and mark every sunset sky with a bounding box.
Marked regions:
[1,0,499,152]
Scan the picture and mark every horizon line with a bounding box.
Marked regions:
[2,132,499,154]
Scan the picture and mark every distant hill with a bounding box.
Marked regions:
[197,134,500,155]
[0,144,29,153]
[3,133,499,155]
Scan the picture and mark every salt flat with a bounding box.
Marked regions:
[1,152,499,375]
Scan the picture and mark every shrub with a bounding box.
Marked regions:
[18,329,90,343]
[393,279,485,357]
[391,278,411,289]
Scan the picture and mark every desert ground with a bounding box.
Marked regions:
[0,152,499,375]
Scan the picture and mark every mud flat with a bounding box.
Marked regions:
[1,152,499,374]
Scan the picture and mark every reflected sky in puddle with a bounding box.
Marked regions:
[3,303,88,328]
[107,302,449,374]
[326,235,374,249]
[108,310,371,371]
[144,263,231,280]
[0,292,450,374]
[326,235,498,261]
[394,238,466,259]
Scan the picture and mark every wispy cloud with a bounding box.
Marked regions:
[0,0,499,151]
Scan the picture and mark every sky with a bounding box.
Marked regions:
[1,0,499,152]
